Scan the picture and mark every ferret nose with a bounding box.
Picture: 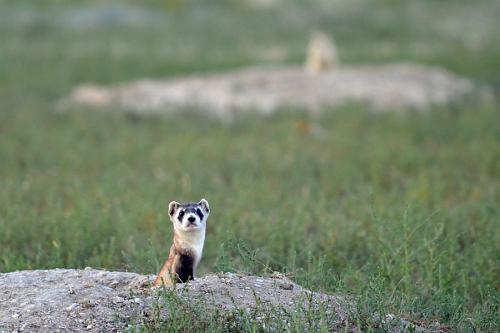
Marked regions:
[187,216,196,223]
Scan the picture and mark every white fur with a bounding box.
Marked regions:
[169,199,210,271]
[178,228,205,268]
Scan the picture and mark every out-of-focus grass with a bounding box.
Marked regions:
[1,105,498,330]
[0,0,499,331]
[1,0,499,100]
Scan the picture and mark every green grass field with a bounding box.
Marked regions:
[0,0,499,331]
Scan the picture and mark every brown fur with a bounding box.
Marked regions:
[153,230,197,287]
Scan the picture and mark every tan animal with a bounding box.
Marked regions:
[305,31,339,74]
[153,199,210,287]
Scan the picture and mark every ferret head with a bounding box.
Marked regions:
[168,199,210,232]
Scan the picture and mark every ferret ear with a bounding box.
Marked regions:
[199,198,210,214]
[168,201,180,217]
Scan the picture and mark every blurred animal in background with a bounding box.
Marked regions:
[305,31,339,74]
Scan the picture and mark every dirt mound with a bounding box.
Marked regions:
[0,268,439,332]
[62,63,482,118]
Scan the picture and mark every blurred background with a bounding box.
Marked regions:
[0,0,498,330]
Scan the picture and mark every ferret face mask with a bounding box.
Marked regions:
[168,199,210,232]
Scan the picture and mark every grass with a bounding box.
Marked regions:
[0,0,499,331]
[137,285,347,332]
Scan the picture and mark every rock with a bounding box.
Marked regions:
[0,268,438,332]
[60,63,487,118]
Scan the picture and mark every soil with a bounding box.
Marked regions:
[0,268,442,332]
[61,63,485,118]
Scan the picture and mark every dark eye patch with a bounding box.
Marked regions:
[177,210,185,222]
[195,208,204,220]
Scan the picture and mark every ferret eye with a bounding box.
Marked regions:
[195,208,204,220]
[178,210,185,221]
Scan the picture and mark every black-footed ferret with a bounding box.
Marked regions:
[153,199,210,287]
